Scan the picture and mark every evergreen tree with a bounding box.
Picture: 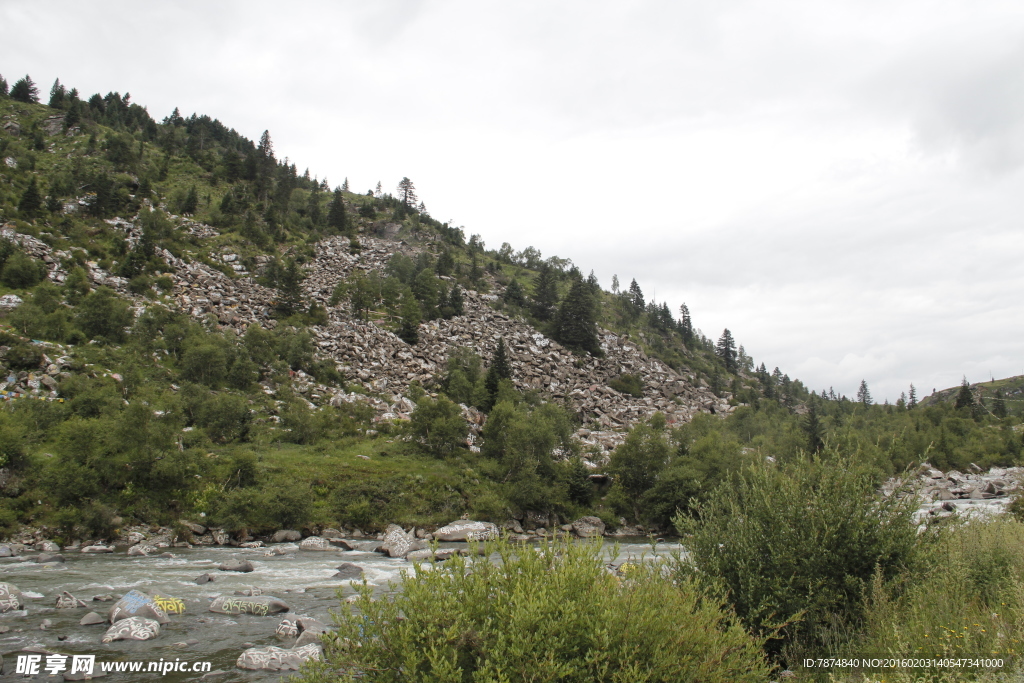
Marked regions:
[678,303,693,344]
[48,78,66,108]
[374,181,382,198]
[908,383,918,409]
[531,264,559,321]
[341,177,349,192]
[954,377,975,411]
[0,74,8,97]
[18,177,42,217]
[306,185,323,226]
[804,402,824,453]
[484,338,512,407]
[398,296,421,345]
[257,130,274,159]
[502,278,526,307]
[326,188,348,234]
[856,380,873,407]
[627,279,644,318]
[397,177,418,207]
[716,329,737,372]
[992,389,1008,419]
[10,75,39,103]
[554,277,601,356]
[447,285,464,317]
[181,185,199,215]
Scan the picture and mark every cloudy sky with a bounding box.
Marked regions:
[4,1,1023,401]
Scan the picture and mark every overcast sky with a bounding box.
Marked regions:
[3,1,1023,401]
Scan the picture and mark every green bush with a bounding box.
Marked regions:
[4,341,43,369]
[609,373,644,397]
[0,250,47,288]
[302,537,770,683]
[407,394,467,458]
[674,452,919,658]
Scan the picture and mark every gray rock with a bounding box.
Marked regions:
[233,587,264,596]
[35,540,60,552]
[80,611,106,625]
[0,582,24,612]
[128,544,157,556]
[381,524,414,558]
[406,548,457,562]
[329,538,356,550]
[321,528,343,539]
[109,590,170,624]
[0,544,12,557]
[92,594,116,602]
[333,562,364,580]
[275,618,298,637]
[433,520,499,542]
[295,630,325,647]
[298,536,332,551]
[194,573,216,584]
[209,595,290,616]
[181,520,208,535]
[102,616,161,642]
[571,516,606,538]
[236,643,322,671]
[80,545,114,553]
[218,559,254,572]
[212,529,230,545]
[37,552,65,563]
[272,529,302,543]
[56,591,87,609]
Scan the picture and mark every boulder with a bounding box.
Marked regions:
[108,589,170,625]
[81,545,114,553]
[233,587,264,596]
[80,611,107,626]
[333,562,364,580]
[209,595,290,616]
[272,530,302,543]
[275,618,298,637]
[433,520,499,542]
[218,559,254,572]
[102,616,161,643]
[381,524,414,558]
[321,528,343,539]
[295,630,325,648]
[212,529,230,545]
[36,552,65,563]
[571,516,606,538]
[35,540,60,552]
[298,536,332,551]
[128,544,157,556]
[329,538,356,550]
[236,643,322,671]
[151,594,186,615]
[0,545,13,557]
[194,573,216,584]
[0,582,24,612]
[406,548,457,562]
[56,591,87,609]
[181,520,207,535]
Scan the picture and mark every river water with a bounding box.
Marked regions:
[0,539,676,681]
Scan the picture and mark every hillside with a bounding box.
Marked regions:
[1,73,1019,545]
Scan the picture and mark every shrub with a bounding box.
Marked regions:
[302,537,770,683]
[75,286,132,342]
[674,452,919,658]
[609,372,644,397]
[0,250,47,288]
[4,341,43,370]
[407,394,467,458]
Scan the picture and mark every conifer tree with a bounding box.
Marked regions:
[326,188,348,234]
[555,277,601,356]
[257,130,274,159]
[18,177,42,217]
[306,185,323,226]
[856,380,873,406]
[502,278,526,307]
[716,329,737,372]
[374,181,382,198]
[678,303,693,344]
[908,383,918,409]
[992,389,1008,418]
[181,185,199,215]
[804,402,824,452]
[341,177,349,192]
[627,279,644,318]
[484,338,512,407]
[398,296,421,345]
[448,285,464,317]
[10,75,39,103]
[531,264,559,321]
[397,177,418,207]
[611,274,619,294]
[954,377,974,411]
[0,74,8,97]
[48,78,66,108]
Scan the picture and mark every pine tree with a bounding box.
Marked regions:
[805,402,824,453]
[627,279,644,318]
[374,181,382,198]
[856,380,872,406]
[502,278,526,307]
[447,285,464,317]
[326,188,348,234]
[908,383,918,409]
[181,185,199,215]
[992,389,1008,418]
[306,185,323,226]
[555,277,601,356]
[484,338,513,407]
[0,74,8,97]
[18,177,42,217]
[10,75,39,103]
[257,130,274,160]
[48,78,66,108]
[398,296,421,345]
[716,329,737,372]
[397,177,418,207]
[531,264,559,321]
[678,303,693,344]
[954,377,974,411]
[341,177,349,192]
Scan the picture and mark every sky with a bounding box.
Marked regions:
[3,1,1023,402]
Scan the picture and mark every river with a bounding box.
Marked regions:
[0,538,678,681]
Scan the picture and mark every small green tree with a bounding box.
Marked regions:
[716,328,737,372]
[9,75,39,103]
[326,188,348,234]
[857,379,873,406]
[607,420,671,521]
[18,177,43,217]
[75,287,133,343]
[954,376,975,411]
[531,264,559,321]
[407,394,467,458]
[554,277,601,356]
[398,295,421,345]
[483,337,512,408]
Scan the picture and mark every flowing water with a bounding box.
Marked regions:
[0,539,678,681]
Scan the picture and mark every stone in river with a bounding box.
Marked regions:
[80,611,107,625]
[102,616,161,642]
[333,562,364,580]
[0,582,24,612]
[236,643,322,671]
[209,595,290,616]
[56,591,87,608]
[218,559,254,572]
[194,573,216,584]
[432,520,499,542]
[108,589,170,625]
[272,529,302,543]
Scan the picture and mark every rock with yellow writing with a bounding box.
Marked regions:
[209,595,290,616]
[108,589,170,625]
[151,594,186,615]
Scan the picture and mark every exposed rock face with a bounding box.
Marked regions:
[571,516,606,538]
[209,595,290,616]
[109,590,170,625]
[102,616,161,643]
[433,520,499,542]
[236,643,322,671]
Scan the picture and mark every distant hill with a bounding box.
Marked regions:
[920,374,1024,413]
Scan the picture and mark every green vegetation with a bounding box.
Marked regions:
[302,537,771,683]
